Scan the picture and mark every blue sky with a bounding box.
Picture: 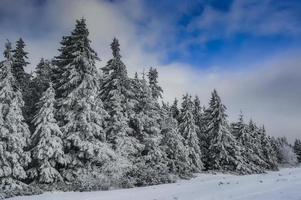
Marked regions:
[0,0,300,141]
[127,0,301,69]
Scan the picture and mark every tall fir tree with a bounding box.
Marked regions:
[11,38,32,126]
[54,18,111,179]
[131,76,170,186]
[170,98,180,120]
[100,38,133,109]
[0,41,31,195]
[203,90,251,174]
[259,126,278,170]
[101,38,139,158]
[233,114,266,173]
[11,38,30,92]
[147,67,163,100]
[178,94,203,172]
[27,58,54,131]
[160,105,192,178]
[29,83,65,184]
[193,96,206,161]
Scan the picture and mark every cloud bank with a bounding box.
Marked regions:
[0,0,300,141]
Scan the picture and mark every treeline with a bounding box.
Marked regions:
[0,19,300,199]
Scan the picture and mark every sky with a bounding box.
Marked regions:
[0,0,300,141]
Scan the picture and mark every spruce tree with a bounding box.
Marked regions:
[147,67,163,99]
[193,96,206,160]
[100,38,132,109]
[178,94,203,172]
[101,38,139,158]
[170,98,180,120]
[29,83,65,184]
[293,139,301,163]
[161,105,191,178]
[131,77,170,186]
[204,90,251,174]
[54,18,111,180]
[259,127,278,170]
[28,59,54,131]
[233,114,265,173]
[12,38,32,126]
[11,38,30,92]
[0,41,31,195]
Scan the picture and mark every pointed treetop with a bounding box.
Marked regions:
[15,38,26,49]
[3,39,12,59]
[73,18,89,36]
[238,110,244,123]
[111,37,121,58]
[141,68,146,80]
[194,95,201,107]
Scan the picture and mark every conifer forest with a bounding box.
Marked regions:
[0,19,300,199]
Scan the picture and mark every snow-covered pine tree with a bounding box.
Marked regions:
[160,105,192,178]
[32,59,54,101]
[178,94,203,172]
[170,98,180,120]
[147,67,163,100]
[258,127,278,170]
[27,59,54,131]
[11,38,30,92]
[54,19,113,184]
[293,139,301,163]
[100,38,133,109]
[130,76,170,186]
[100,38,139,158]
[0,41,32,197]
[233,114,265,173]
[203,89,251,174]
[29,83,65,184]
[230,111,244,139]
[11,38,32,127]
[193,96,207,162]
[98,38,141,188]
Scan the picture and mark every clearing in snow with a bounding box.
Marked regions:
[8,167,301,200]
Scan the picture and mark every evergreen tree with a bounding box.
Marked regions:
[54,18,111,179]
[161,106,192,178]
[203,90,251,174]
[178,94,203,172]
[29,83,65,184]
[170,98,180,120]
[11,38,32,126]
[32,58,54,100]
[230,111,244,139]
[0,41,31,195]
[233,114,265,173]
[193,96,206,161]
[101,38,139,158]
[11,38,30,92]
[259,127,278,170]
[100,38,132,109]
[293,139,301,163]
[147,67,163,99]
[131,77,170,186]
[27,59,54,131]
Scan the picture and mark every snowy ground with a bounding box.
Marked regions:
[8,167,301,200]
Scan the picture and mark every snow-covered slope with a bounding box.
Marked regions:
[8,167,301,200]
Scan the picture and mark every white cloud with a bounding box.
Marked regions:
[0,0,300,141]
